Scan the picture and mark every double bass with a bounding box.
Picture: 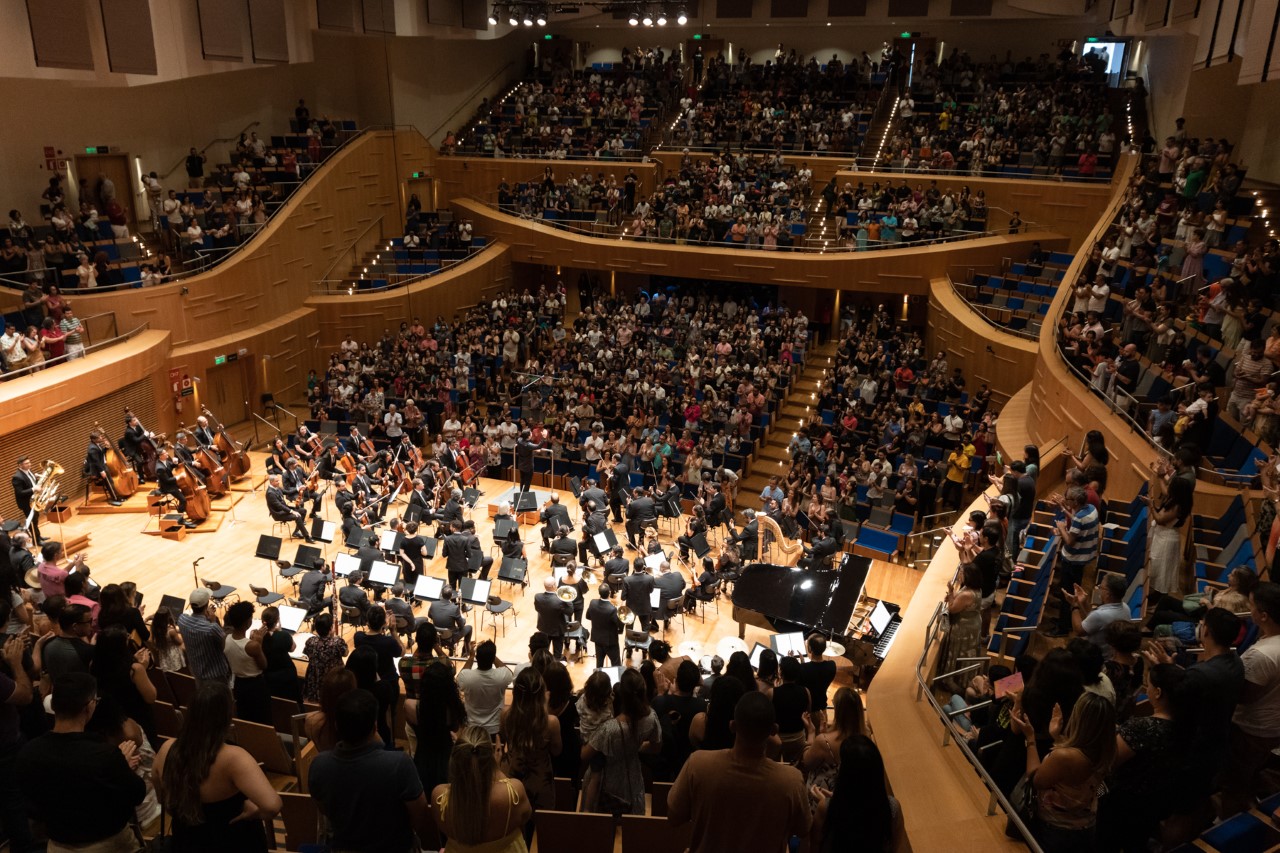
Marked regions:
[201,406,251,480]
[171,458,211,522]
[179,423,228,497]
[123,408,164,482]
[93,423,138,500]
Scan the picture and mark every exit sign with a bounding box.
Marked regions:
[84,145,109,154]
[214,355,226,365]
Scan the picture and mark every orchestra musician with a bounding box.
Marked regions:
[84,430,123,506]
[463,520,493,581]
[12,457,42,545]
[658,477,682,520]
[586,583,624,668]
[579,500,609,564]
[547,526,578,562]
[514,430,537,495]
[171,432,199,469]
[622,559,657,634]
[677,505,709,563]
[533,576,572,659]
[603,547,629,580]
[733,508,760,560]
[281,457,323,519]
[339,504,365,549]
[266,473,313,541]
[704,483,731,534]
[119,415,153,479]
[192,416,219,455]
[442,520,470,590]
[655,561,687,630]
[399,520,430,586]
[351,463,376,500]
[428,586,473,656]
[406,479,433,523]
[155,448,198,529]
[578,478,608,515]
[291,424,323,460]
[799,524,839,572]
[298,558,333,619]
[608,453,630,523]
[266,437,293,475]
[625,486,658,550]
[435,488,464,532]
[539,493,572,551]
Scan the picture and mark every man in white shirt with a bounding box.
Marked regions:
[383,405,403,439]
[1221,582,1280,815]
[1,323,26,371]
[456,641,514,736]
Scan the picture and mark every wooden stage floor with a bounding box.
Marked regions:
[54,453,922,682]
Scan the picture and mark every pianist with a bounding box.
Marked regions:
[799,525,838,572]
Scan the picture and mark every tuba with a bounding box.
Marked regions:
[30,460,64,512]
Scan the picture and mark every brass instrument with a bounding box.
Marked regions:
[556,586,578,602]
[618,605,636,627]
[29,460,64,515]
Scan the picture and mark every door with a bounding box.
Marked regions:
[406,177,435,215]
[205,360,250,426]
[74,154,136,232]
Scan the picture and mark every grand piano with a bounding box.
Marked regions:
[731,553,902,677]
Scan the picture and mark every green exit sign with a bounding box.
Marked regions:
[900,31,911,38]
[84,145,109,154]
[214,355,226,366]
[544,34,552,40]
[692,33,701,39]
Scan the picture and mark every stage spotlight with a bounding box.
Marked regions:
[677,9,688,24]
[657,12,667,24]
[642,11,653,25]
[628,11,639,24]
[536,11,547,24]
[488,10,498,26]
[522,13,533,25]
[508,13,519,25]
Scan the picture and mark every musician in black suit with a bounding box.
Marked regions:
[547,526,578,564]
[625,487,657,549]
[539,493,572,550]
[705,484,730,533]
[533,576,572,658]
[658,478,682,519]
[119,415,152,479]
[800,524,839,572]
[463,520,493,580]
[603,548,629,579]
[84,431,122,505]
[435,488,464,531]
[406,478,433,523]
[586,583,624,667]
[155,448,193,525]
[733,508,760,561]
[622,560,657,632]
[579,501,609,563]
[609,454,630,523]
[515,430,537,495]
[299,563,333,618]
[332,478,355,517]
[171,434,199,470]
[12,457,41,545]
[192,416,218,452]
[338,571,372,624]
[654,561,687,631]
[282,458,322,518]
[266,473,311,540]
[315,445,342,482]
[428,586,473,655]
[579,479,608,515]
[678,505,708,563]
[442,520,471,590]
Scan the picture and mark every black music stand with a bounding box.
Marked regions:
[158,594,187,617]
[310,518,335,543]
[256,535,283,590]
[420,536,438,560]
[513,491,538,513]
[494,517,517,540]
[496,556,529,590]
[462,487,482,508]
[460,577,491,607]
[589,528,619,557]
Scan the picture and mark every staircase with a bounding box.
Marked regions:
[738,340,839,511]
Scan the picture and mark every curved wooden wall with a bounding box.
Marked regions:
[925,276,1038,409]
[450,197,1067,294]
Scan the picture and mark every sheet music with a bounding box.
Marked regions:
[368,560,400,587]
[413,576,445,600]
[749,642,769,669]
[462,578,491,604]
[593,532,610,551]
[644,552,666,571]
[869,601,892,637]
[650,588,661,609]
[334,553,361,577]
[379,531,401,552]
[277,605,308,633]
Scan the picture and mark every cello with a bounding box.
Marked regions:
[171,458,211,523]
[179,423,228,497]
[93,424,139,500]
[201,406,251,480]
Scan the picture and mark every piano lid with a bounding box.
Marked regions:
[731,553,871,638]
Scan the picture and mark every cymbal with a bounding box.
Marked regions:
[826,641,846,658]
[677,641,703,659]
[716,636,747,659]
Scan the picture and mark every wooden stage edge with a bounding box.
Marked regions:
[51,453,922,688]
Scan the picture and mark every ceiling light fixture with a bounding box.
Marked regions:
[488,9,499,25]
[676,9,688,24]
[536,11,547,24]
[628,11,639,24]
[522,13,533,25]
[642,11,653,25]
[508,12,519,25]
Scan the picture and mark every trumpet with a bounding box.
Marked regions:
[30,460,64,512]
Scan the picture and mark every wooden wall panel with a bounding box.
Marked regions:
[925,276,1037,408]
[452,197,1069,295]
[66,131,418,348]
[0,330,170,519]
